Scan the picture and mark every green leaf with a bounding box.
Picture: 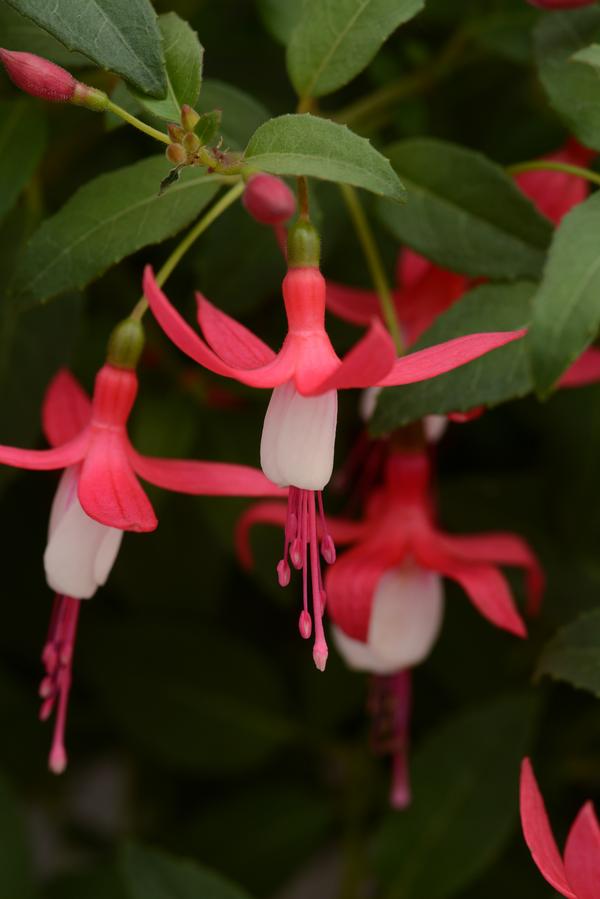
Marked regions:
[83,619,295,773]
[130,13,203,122]
[0,0,89,66]
[12,157,221,308]
[534,7,600,152]
[572,42,600,71]
[198,80,270,150]
[377,139,552,279]
[0,770,36,899]
[287,0,424,99]
[528,191,600,394]
[4,0,167,97]
[120,844,252,899]
[537,609,600,698]
[371,282,534,434]
[257,0,301,45]
[245,114,405,201]
[373,693,539,899]
[0,99,46,225]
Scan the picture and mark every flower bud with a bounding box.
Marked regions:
[527,0,594,7]
[181,103,200,132]
[106,318,145,370]
[182,131,201,154]
[166,143,187,166]
[0,48,76,102]
[242,173,296,225]
[168,123,185,143]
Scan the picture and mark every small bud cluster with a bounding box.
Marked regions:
[163,104,241,190]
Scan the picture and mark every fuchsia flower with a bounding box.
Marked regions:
[0,347,283,772]
[520,758,600,898]
[144,220,525,670]
[238,450,543,802]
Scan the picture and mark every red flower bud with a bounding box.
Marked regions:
[0,49,76,102]
[242,173,296,225]
[527,0,595,8]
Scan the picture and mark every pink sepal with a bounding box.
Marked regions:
[196,294,276,368]
[377,329,526,387]
[516,139,594,225]
[78,431,157,532]
[416,539,527,637]
[307,319,397,394]
[326,281,381,327]
[559,347,600,389]
[435,532,544,616]
[0,431,88,470]
[520,759,576,898]
[131,450,287,498]
[564,803,600,899]
[42,369,91,447]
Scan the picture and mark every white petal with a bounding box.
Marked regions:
[332,624,398,675]
[48,466,79,538]
[44,482,123,599]
[424,415,448,444]
[260,380,337,490]
[359,387,382,423]
[368,566,444,670]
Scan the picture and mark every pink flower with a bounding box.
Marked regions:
[528,0,595,8]
[0,363,282,772]
[144,227,524,669]
[242,173,296,225]
[515,139,595,225]
[520,758,600,897]
[239,450,543,802]
[0,49,76,102]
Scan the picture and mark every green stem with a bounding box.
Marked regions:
[336,28,470,129]
[131,179,245,320]
[506,159,600,189]
[105,98,170,145]
[297,175,310,219]
[339,184,404,355]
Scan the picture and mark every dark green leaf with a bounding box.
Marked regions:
[287,0,424,99]
[12,158,221,308]
[534,7,600,151]
[0,770,36,899]
[4,0,167,97]
[377,139,552,278]
[130,13,203,122]
[373,693,539,899]
[257,0,301,45]
[0,1,89,66]
[528,191,600,394]
[537,609,600,698]
[245,114,405,201]
[0,99,46,225]
[198,80,270,150]
[120,844,252,899]
[371,282,534,434]
[83,619,295,773]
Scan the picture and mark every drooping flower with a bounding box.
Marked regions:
[238,449,543,800]
[0,49,107,110]
[144,220,525,669]
[520,758,600,898]
[0,320,283,772]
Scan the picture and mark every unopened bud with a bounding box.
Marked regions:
[0,48,76,102]
[243,173,296,225]
[183,131,201,154]
[107,318,145,370]
[181,103,200,132]
[166,143,187,166]
[168,123,185,143]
